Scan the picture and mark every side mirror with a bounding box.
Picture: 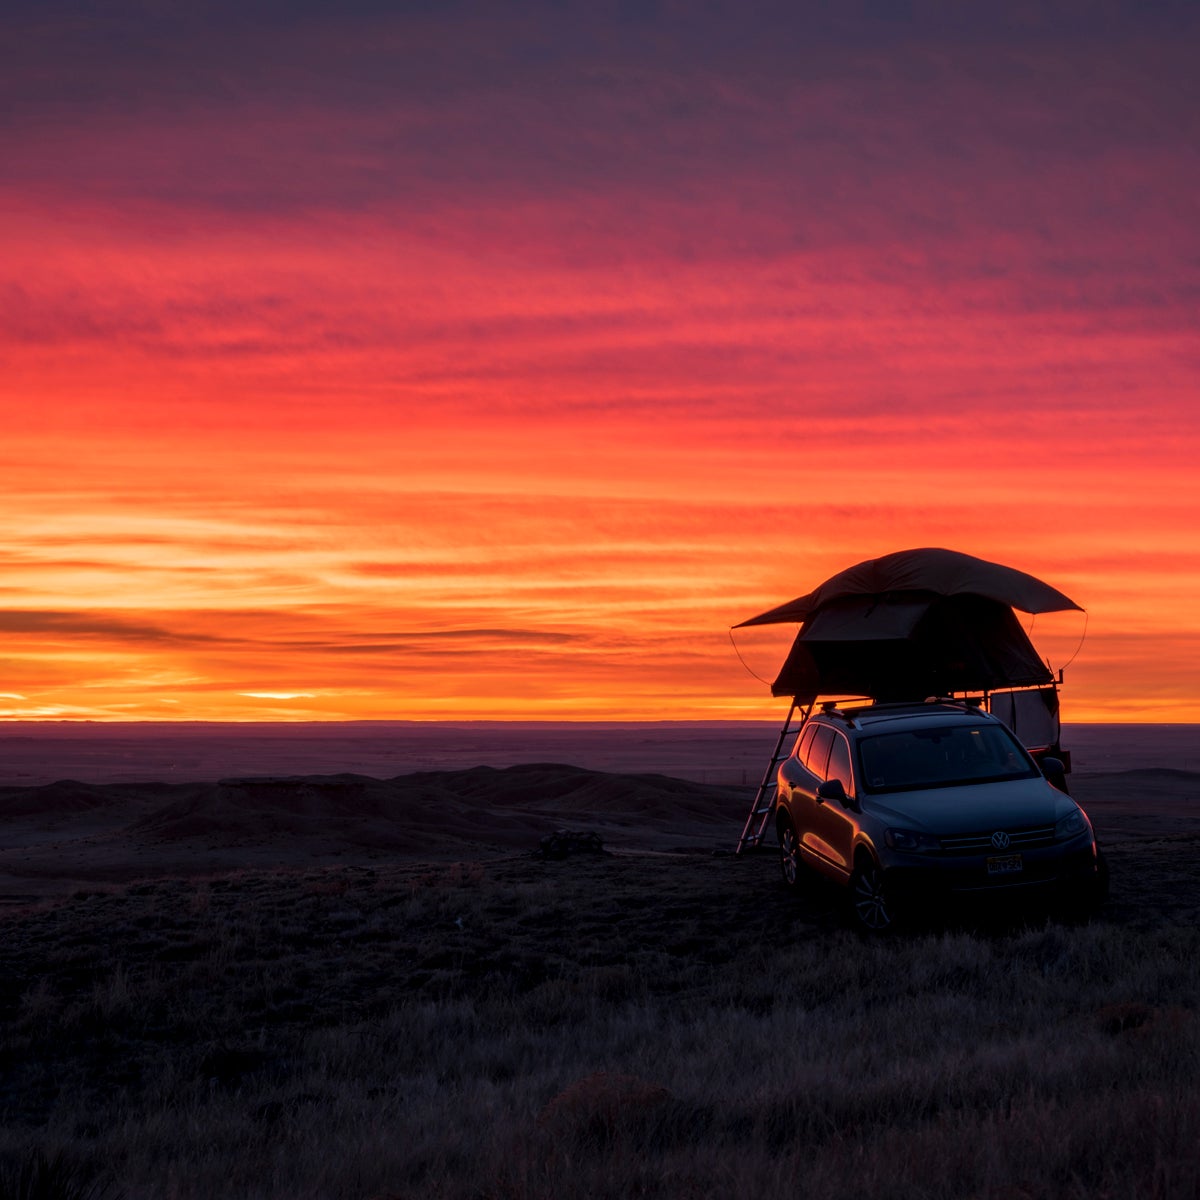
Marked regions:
[817,778,848,805]
[1041,756,1068,792]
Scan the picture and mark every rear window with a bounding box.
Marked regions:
[826,733,854,794]
[804,725,835,777]
[794,723,817,762]
[857,723,1038,793]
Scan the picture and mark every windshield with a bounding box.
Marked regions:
[857,723,1039,793]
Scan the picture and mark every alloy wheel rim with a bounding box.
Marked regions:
[853,867,892,930]
[781,828,798,885]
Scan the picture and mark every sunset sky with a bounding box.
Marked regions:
[3,1,1197,722]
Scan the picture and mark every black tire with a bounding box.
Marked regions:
[1059,847,1109,922]
[778,817,803,892]
[1094,847,1110,903]
[849,857,899,933]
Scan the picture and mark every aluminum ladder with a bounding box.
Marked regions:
[735,699,808,854]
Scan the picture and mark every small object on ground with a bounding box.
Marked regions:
[536,830,606,859]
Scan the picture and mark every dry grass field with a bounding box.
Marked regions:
[0,757,1198,1199]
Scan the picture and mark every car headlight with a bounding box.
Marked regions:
[1055,810,1086,841]
[885,828,941,853]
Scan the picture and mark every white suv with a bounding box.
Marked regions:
[774,702,1106,931]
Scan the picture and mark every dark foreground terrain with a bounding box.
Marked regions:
[0,764,1198,1198]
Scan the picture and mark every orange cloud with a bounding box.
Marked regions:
[2,5,1197,721]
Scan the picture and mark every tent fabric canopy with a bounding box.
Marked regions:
[735,547,1081,629]
[768,593,1054,702]
[734,549,1081,705]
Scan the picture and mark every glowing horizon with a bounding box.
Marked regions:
[3,3,1198,723]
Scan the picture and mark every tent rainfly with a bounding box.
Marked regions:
[734,547,1082,705]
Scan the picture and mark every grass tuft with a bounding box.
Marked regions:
[0,1151,122,1200]
[0,847,1197,1197]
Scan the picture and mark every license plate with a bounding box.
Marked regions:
[987,854,1024,875]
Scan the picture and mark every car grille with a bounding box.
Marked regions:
[938,825,1057,854]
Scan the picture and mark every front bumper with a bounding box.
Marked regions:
[880,838,1103,900]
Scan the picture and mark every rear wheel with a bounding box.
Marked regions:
[778,817,803,892]
[849,858,898,932]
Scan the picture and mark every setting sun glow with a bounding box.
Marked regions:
[3,4,1197,722]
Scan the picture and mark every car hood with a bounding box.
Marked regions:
[863,777,1072,834]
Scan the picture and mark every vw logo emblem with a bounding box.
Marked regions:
[991,830,1011,850]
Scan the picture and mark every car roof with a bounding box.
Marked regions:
[815,701,999,735]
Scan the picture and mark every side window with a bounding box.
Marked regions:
[805,726,835,778]
[826,733,854,796]
[795,724,817,762]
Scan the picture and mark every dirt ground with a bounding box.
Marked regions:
[0,760,1194,906]
[1,749,1198,1198]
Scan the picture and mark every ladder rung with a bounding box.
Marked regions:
[736,699,808,854]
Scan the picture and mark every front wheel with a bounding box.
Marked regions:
[849,858,899,932]
[1059,847,1109,922]
[1094,847,1110,904]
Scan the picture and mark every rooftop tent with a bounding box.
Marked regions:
[734,548,1082,704]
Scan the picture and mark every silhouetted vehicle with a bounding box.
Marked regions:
[732,549,1103,928]
[773,700,1106,931]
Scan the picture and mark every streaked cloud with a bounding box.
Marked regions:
[1,2,1197,720]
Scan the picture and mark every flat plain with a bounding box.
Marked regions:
[0,723,1197,1198]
